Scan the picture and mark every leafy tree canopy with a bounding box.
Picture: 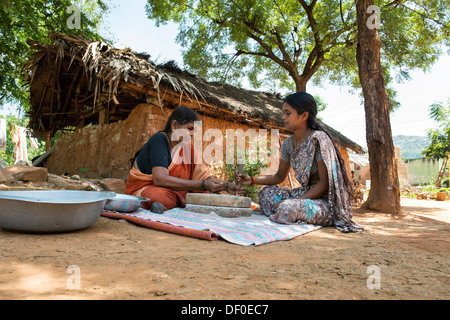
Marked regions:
[145,0,450,110]
[0,0,108,110]
[423,99,450,159]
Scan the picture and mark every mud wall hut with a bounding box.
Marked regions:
[24,33,364,187]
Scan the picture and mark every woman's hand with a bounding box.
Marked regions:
[203,177,224,193]
[237,174,253,186]
[226,183,245,196]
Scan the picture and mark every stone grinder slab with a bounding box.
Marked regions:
[184,193,253,218]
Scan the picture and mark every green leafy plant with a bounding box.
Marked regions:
[215,134,276,203]
[423,100,450,160]
[79,167,88,178]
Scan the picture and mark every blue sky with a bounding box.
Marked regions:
[2,0,449,147]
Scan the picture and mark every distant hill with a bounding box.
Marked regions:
[393,135,430,160]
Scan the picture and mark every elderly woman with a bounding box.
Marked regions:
[126,106,242,212]
[239,92,363,233]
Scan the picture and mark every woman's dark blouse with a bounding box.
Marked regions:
[136,132,172,175]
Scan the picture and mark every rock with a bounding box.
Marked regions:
[184,203,253,218]
[417,192,429,200]
[98,178,126,194]
[47,174,91,190]
[85,180,102,192]
[151,202,165,214]
[14,160,32,167]
[0,183,51,191]
[7,165,48,183]
[71,175,81,180]
[185,193,251,208]
[0,168,15,184]
[0,159,7,169]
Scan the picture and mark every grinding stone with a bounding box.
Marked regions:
[184,204,253,218]
[186,193,251,208]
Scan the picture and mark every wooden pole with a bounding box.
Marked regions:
[45,132,52,152]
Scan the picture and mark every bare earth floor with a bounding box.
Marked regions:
[0,197,448,300]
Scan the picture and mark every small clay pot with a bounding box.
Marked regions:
[436,192,446,201]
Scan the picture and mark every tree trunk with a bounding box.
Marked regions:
[355,0,401,214]
[295,76,307,92]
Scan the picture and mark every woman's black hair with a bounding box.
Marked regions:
[161,106,199,133]
[283,92,353,197]
[129,106,199,168]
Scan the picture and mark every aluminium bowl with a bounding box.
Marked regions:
[0,190,116,233]
[103,194,149,213]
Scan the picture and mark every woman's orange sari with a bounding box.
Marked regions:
[125,142,213,211]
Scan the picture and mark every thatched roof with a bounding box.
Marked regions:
[24,33,364,153]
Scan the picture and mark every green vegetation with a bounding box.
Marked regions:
[423,100,450,159]
[401,184,449,199]
[1,0,109,165]
[214,135,277,203]
[146,0,450,109]
[0,0,108,109]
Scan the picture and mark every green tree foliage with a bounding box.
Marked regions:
[145,0,450,110]
[423,99,450,159]
[0,0,108,110]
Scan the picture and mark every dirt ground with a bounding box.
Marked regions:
[0,197,448,300]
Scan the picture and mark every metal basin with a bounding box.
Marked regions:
[104,194,149,213]
[0,190,116,233]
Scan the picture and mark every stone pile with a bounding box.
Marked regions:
[0,162,125,194]
[401,186,448,200]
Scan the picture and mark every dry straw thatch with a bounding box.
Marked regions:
[23,33,364,153]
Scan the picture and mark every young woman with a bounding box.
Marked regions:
[126,106,243,211]
[238,92,363,232]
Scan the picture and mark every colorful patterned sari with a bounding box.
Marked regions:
[259,131,363,233]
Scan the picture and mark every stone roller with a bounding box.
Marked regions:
[184,164,253,218]
[184,193,253,218]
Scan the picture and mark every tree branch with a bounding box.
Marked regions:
[399,2,446,26]
[303,43,318,71]
[247,33,288,70]
[273,30,297,71]
[384,0,402,7]
[384,0,447,26]
[307,50,324,79]
[297,0,319,44]
[272,0,302,62]
[339,0,346,27]
[242,20,291,71]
